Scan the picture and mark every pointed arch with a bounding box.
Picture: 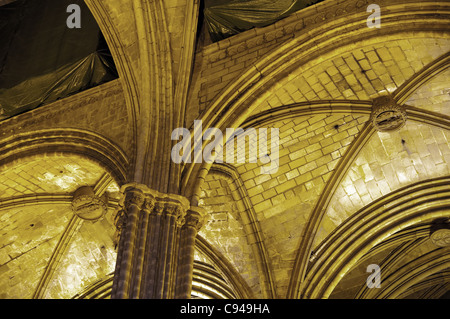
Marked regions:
[302,176,450,298]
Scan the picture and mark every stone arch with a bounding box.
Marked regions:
[301,176,450,298]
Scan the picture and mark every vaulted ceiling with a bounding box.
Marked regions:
[0,0,449,299]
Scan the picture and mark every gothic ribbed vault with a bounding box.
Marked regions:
[0,0,449,299]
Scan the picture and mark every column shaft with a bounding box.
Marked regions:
[175,207,207,299]
[111,184,207,299]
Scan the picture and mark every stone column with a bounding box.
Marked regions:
[175,206,207,299]
[111,183,205,299]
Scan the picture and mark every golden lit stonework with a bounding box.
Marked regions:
[0,0,449,301]
[371,95,407,132]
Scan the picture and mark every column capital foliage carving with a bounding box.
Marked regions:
[184,206,208,231]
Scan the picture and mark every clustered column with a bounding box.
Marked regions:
[111,184,207,299]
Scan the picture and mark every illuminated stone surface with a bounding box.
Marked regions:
[431,229,450,248]
[199,175,262,297]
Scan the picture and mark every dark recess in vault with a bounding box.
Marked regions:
[203,0,324,42]
[0,0,118,121]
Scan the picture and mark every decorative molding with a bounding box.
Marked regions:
[123,187,145,210]
[404,105,450,131]
[191,260,237,299]
[113,184,191,240]
[119,183,191,210]
[242,100,450,131]
[0,194,118,212]
[85,0,139,174]
[243,100,373,129]
[354,225,430,269]
[32,215,83,299]
[371,248,450,299]
[402,276,450,299]
[355,236,427,299]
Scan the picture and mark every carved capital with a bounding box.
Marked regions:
[142,197,155,213]
[150,199,187,228]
